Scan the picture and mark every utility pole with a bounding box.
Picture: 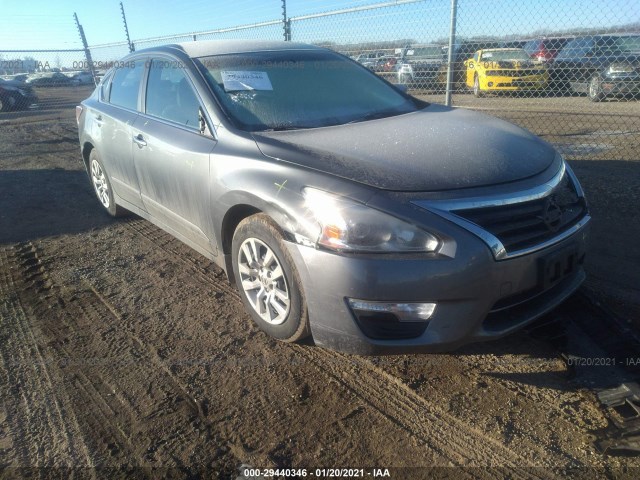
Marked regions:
[281,0,291,41]
[74,13,98,85]
[120,2,135,52]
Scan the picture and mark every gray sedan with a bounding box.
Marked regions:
[76,40,590,354]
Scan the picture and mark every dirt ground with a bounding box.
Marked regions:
[1,89,639,478]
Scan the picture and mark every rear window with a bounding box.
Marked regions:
[109,60,144,111]
[556,37,595,60]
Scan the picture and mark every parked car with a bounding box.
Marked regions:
[436,40,503,90]
[69,71,95,85]
[372,55,400,73]
[396,44,444,89]
[550,34,640,101]
[77,40,589,355]
[354,51,386,68]
[464,48,549,97]
[26,72,72,87]
[1,74,29,83]
[523,37,573,63]
[0,78,38,111]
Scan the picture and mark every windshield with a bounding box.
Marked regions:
[614,36,640,53]
[195,50,419,131]
[480,49,531,62]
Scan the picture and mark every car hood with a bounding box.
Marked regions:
[252,104,557,192]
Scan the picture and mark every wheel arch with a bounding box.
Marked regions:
[81,142,94,173]
[221,203,263,257]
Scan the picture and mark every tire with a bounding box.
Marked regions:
[232,214,310,343]
[88,149,127,217]
[473,74,484,97]
[588,74,605,102]
[0,94,16,112]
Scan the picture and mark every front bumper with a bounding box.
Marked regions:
[482,74,548,91]
[287,218,589,355]
[601,72,640,95]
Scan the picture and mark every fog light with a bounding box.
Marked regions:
[347,299,436,322]
[488,81,494,87]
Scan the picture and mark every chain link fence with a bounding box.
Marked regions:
[0,49,96,116]
[1,0,639,159]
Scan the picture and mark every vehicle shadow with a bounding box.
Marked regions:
[0,169,117,244]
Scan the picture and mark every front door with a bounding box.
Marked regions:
[132,58,217,254]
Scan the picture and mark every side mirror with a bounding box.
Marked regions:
[199,107,214,138]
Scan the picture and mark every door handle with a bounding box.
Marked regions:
[95,115,104,127]
[133,134,147,147]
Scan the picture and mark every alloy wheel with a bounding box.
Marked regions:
[237,237,290,325]
[589,75,601,100]
[91,159,110,208]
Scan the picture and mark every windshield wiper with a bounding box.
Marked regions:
[346,110,408,124]
[260,125,314,132]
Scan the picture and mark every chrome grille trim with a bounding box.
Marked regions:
[412,162,590,260]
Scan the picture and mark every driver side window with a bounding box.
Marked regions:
[145,59,200,129]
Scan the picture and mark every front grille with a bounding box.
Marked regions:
[486,69,542,77]
[452,173,586,254]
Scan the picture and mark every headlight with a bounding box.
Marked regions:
[303,187,440,253]
[607,63,634,74]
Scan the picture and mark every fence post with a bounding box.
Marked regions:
[74,13,98,85]
[120,2,135,53]
[281,0,291,41]
[445,0,458,106]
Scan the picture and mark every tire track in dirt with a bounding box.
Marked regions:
[123,219,235,299]
[0,245,95,475]
[121,218,573,476]
[3,241,244,475]
[295,347,567,478]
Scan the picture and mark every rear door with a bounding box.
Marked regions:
[132,57,217,254]
[96,59,146,209]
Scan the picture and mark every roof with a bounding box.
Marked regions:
[137,39,323,58]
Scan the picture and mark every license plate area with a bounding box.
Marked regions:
[539,244,579,290]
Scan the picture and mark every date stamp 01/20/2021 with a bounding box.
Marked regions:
[566,356,640,367]
[241,468,392,478]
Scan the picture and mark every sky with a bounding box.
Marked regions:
[1,0,638,64]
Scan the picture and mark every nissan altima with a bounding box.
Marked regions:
[76,40,590,354]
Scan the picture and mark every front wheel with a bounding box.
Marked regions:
[588,74,605,102]
[473,74,484,97]
[232,214,310,343]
